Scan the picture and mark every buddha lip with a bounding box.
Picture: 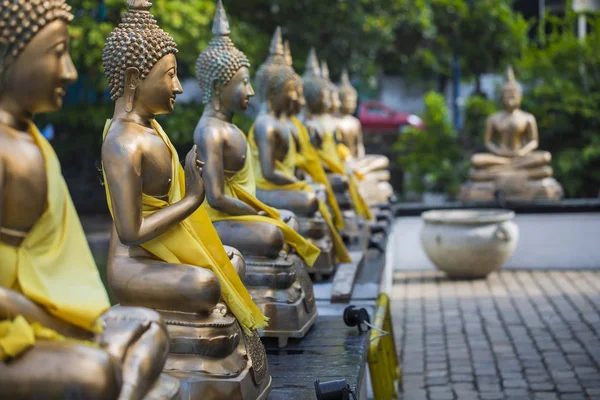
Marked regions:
[55,87,66,96]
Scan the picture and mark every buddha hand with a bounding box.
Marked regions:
[184,145,205,204]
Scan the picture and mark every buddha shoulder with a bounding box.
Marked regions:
[254,114,279,135]
[102,121,154,162]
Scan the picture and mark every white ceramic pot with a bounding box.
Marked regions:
[420,209,519,279]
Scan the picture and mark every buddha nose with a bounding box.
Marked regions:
[174,76,183,95]
[247,83,255,98]
[60,53,78,84]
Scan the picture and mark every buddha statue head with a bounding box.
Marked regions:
[302,48,330,115]
[195,0,254,114]
[284,40,305,116]
[0,0,77,118]
[500,66,522,112]
[102,0,180,115]
[255,27,298,116]
[338,69,358,115]
[320,61,340,114]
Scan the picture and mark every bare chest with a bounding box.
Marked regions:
[494,114,528,139]
[140,135,173,198]
[222,127,248,175]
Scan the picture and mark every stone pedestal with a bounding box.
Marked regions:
[460,171,563,202]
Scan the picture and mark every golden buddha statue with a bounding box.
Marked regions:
[248,27,354,279]
[0,1,179,399]
[194,4,318,347]
[460,67,563,202]
[301,50,373,241]
[101,1,271,397]
[337,69,394,205]
[278,39,356,280]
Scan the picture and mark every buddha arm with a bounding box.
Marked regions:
[256,122,297,185]
[357,123,366,159]
[518,115,540,157]
[103,140,203,246]
[0,287,92,339]
[197,130,258,216]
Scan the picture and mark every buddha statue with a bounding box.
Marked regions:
[101,1,271,397]
[193,4,318,347]
[460,67,563,202]
[0,1,179,399]
[247,27,353,278]
[337,69,394,206]
[301,50,373,241]
[278,39,356,280]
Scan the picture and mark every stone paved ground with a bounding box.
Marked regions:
[391,270,600,400]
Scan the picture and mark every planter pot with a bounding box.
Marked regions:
[420,209,519,279]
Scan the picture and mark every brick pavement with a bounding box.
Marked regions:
[392,270,600,400]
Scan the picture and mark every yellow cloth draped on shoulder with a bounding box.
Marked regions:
[248,123,351,263]
[0,123,109,359]
[318,128,373,221]
[102,119,267,333]
[202,141,320,267]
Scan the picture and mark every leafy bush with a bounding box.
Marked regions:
[517,14,600,197]
[394,91,465,196]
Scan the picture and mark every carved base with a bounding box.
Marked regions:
[166,331,272,400]
[460,175,564,202]
[297,215,336,280]
[341,210,363,246]
[144,373,181,400]
[156,307,271,400]
[244,254,318,347]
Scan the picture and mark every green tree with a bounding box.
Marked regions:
[517,14,600,197]
[394,91,465,196]
[378,0,528,90]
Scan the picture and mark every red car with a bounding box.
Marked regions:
[358,100,424,133]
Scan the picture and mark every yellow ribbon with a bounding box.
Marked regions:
[102,120,267,334]
[318,129,373,220]
[203,143,321,267]
[248,123,351,263]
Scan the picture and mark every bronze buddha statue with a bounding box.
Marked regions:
[336,69,394,205]
[460,67,563,201]
[301,50,373,241]
[194,5,318,347]
[0,1,178,399]
[101,1,271,397]
[248,27,351,278]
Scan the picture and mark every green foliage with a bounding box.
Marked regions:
[394,91,465,195]
[516,14,600,197]
[462,96,497,152]
[378,0,528,82]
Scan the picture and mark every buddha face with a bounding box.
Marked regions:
[501,87,521,112]
[291,83,306,115]
[219,67,254,113]
[340,93,357,115]
[329,90,341,114]
[1,19,77,115]
[272,79,297,115]
[132,54,183,115]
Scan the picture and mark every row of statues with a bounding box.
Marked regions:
[0,0,394,399]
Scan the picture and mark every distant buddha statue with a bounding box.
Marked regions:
[249,28,352,278]
[0,1,179,399]
[337,69,394,205]
[460,67,563,201]
[101,1,271,397]
[194,5,318,346]
[302,50,373,233]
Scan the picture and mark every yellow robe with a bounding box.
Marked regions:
[248,123,351,263]
[318,128,373,221]
[0,123,109,359]
[102,120,267,333]
[203,144,320,267]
